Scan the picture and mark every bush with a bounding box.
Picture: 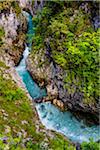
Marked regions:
[32,1,99,104]
[81,139,100,150]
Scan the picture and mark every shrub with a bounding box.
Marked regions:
[81,139,100,150]
[32,1,99,104]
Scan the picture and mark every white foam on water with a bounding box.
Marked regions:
[36,102,100,143]
[15,13,100,144]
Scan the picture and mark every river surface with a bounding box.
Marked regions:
[15,13,100,143]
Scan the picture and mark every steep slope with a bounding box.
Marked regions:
[0,1,27,65]
[27,1,99,125]
[0,1,76,149]
[0,59,76,149]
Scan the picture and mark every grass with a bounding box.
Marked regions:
[0,61,75,149]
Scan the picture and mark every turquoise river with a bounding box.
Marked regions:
[15,13,100,143]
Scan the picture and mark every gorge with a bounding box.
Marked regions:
[16,11,100,143]
[0,1,99,149]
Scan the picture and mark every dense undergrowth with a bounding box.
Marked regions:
[32,1,99,104]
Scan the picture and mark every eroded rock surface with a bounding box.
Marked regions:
[0,1,27,65]
[26,1,99,125]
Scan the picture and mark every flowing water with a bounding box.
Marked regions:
[15,13,100,143]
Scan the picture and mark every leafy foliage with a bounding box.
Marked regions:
[81,139,100,150]
[0,61,75,149]
[32,1,99,104]
[63,29,99,102]
[0,132,75,150]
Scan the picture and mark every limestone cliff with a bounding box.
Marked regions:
[19,0,44,16]
[0,1,27,65]
[0,1,30,95]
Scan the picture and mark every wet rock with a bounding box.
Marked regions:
[34,98,43,103]
[42,113,47,119]
[40,104,46,112]
[55,123,60,130]
[19,0,45,16]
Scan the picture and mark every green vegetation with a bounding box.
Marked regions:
[0,61,75,149]
[0,1,99,149]
[0,27,4,47]
[48,134,75,150]
[0,1,21,17]
[0,72,40,139]
[11,1,21,17]
[32,1,99,104]
[81,139,100,150]
[0,133,75,150]
[0,1,75,149]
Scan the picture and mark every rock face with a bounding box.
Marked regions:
[0,51,31,99]
[0,1,27,65]
[27,51,99,125]
[26,52,53,86]
[19,0,45,16]
[26,1,99,125]
[0,1,30,96]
